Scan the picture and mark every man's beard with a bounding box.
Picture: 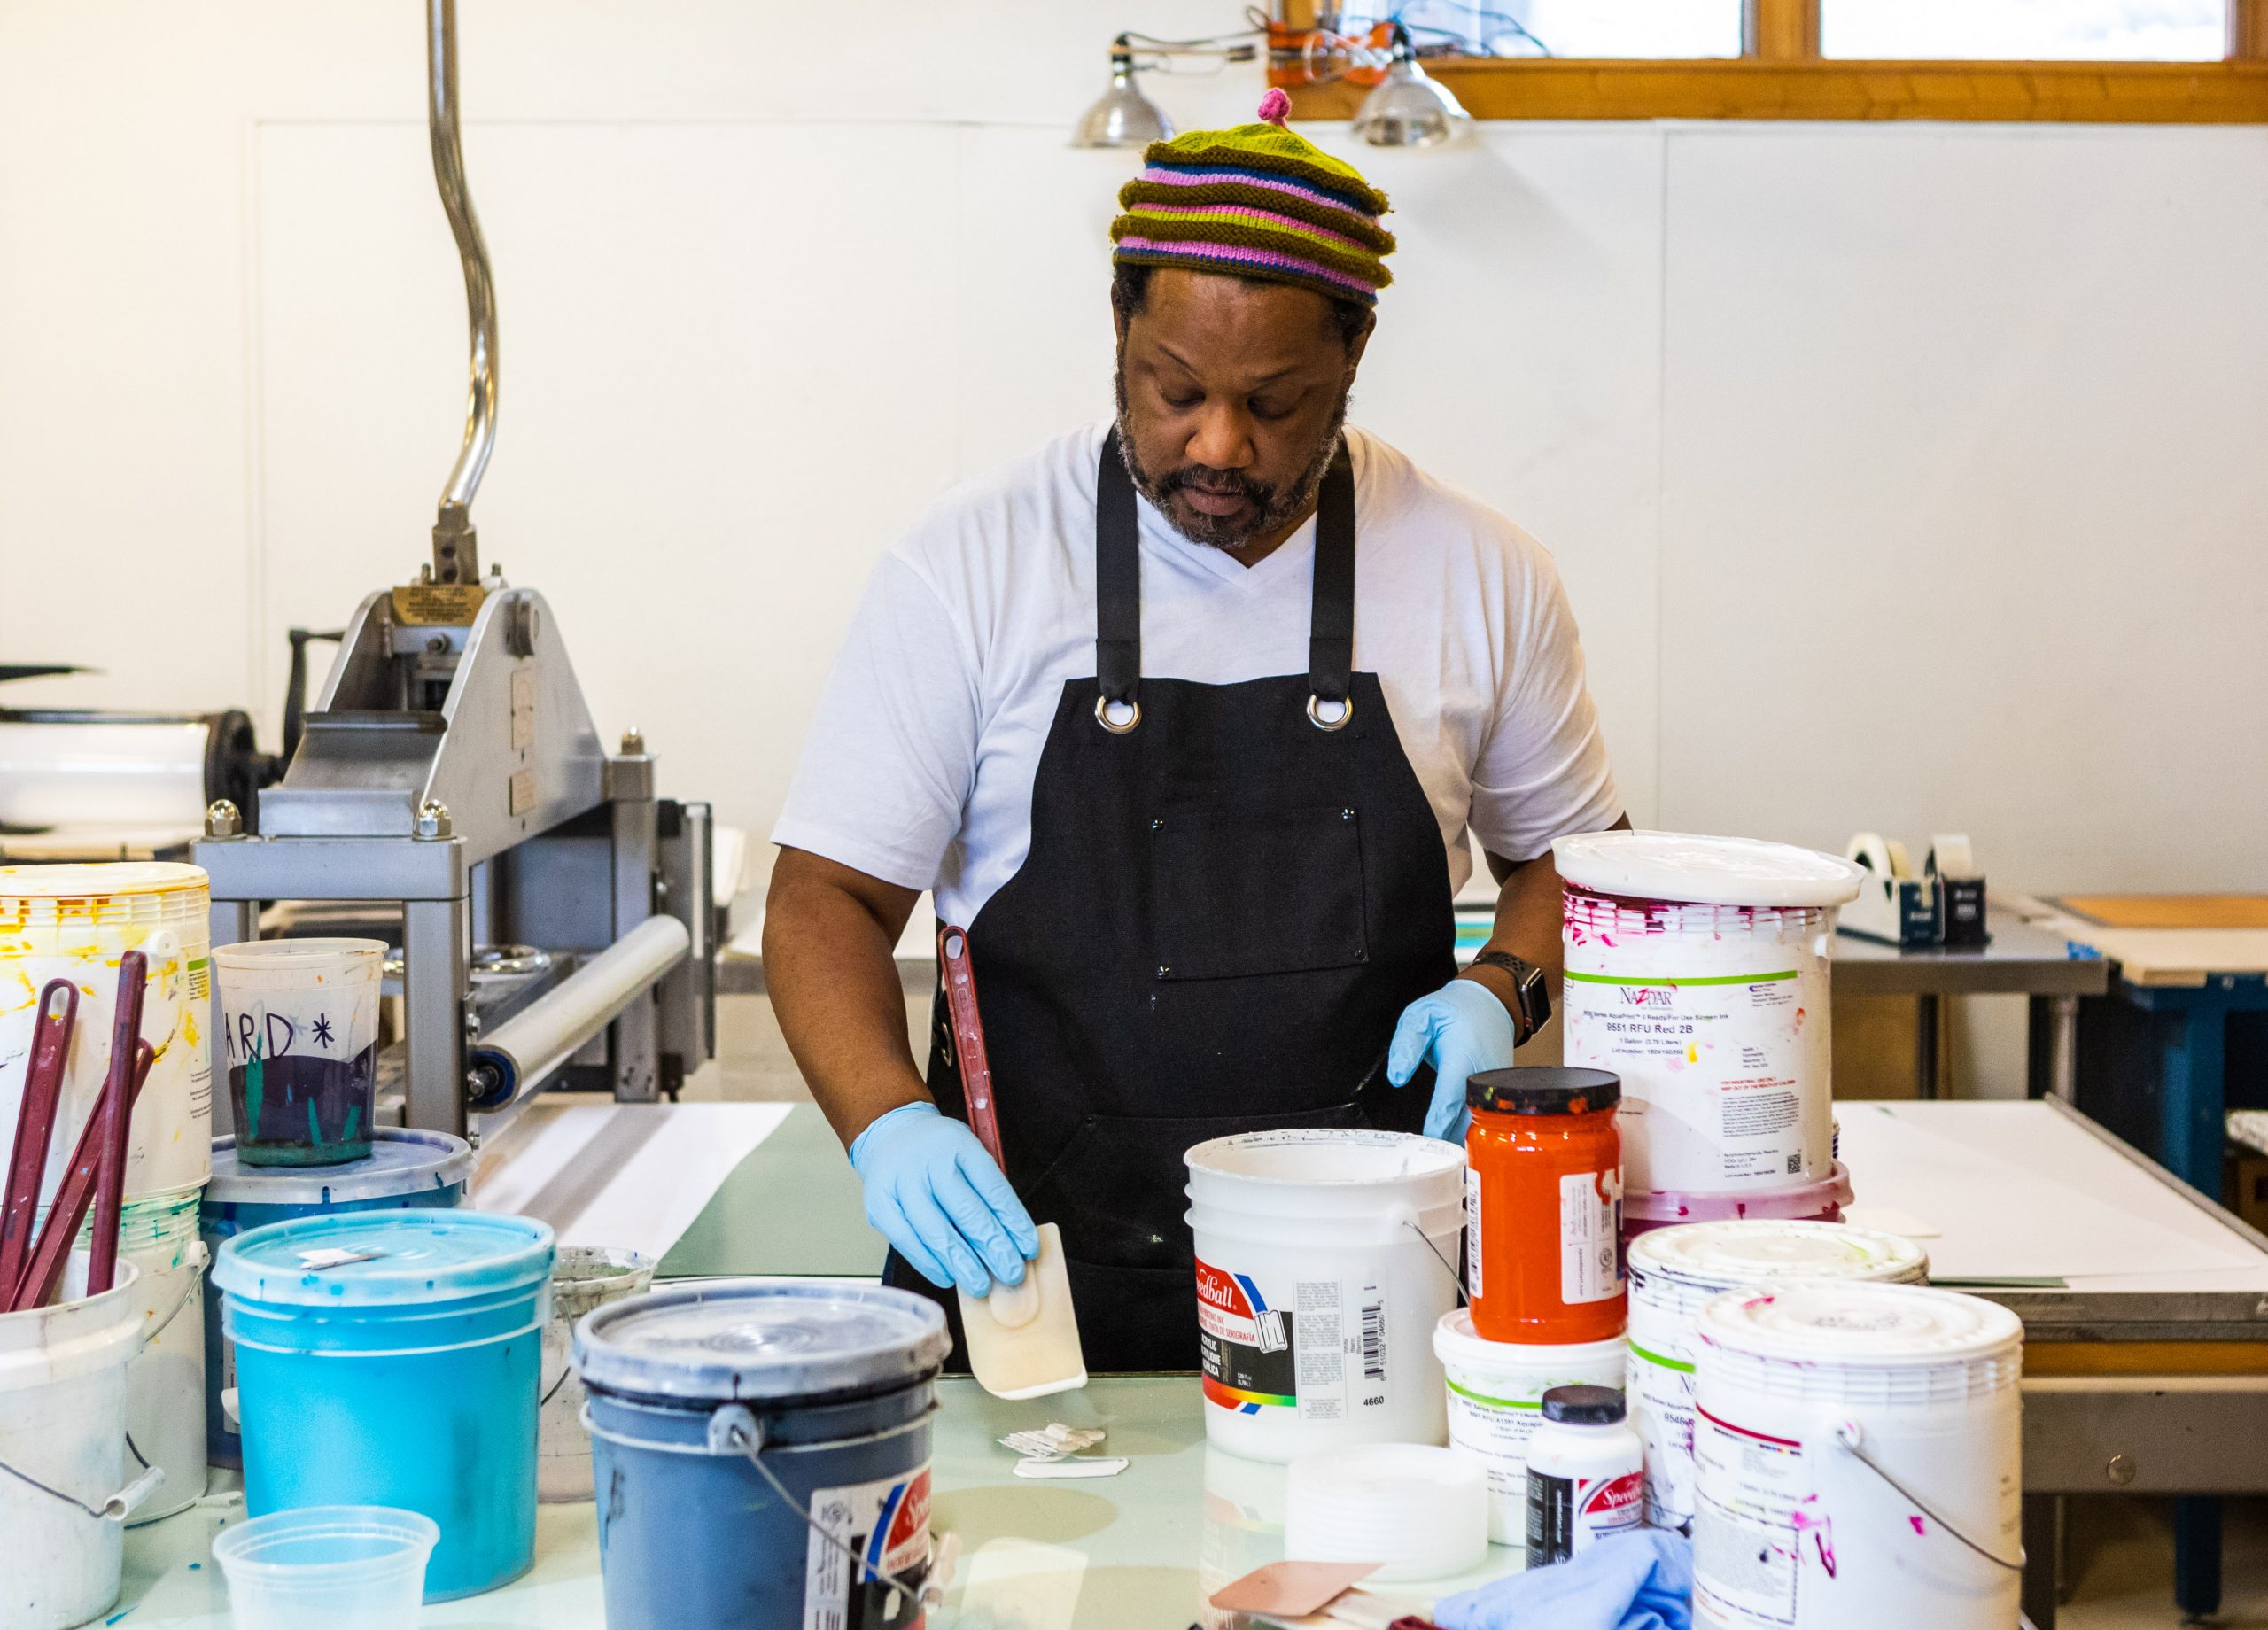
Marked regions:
[1114,364,1349,552]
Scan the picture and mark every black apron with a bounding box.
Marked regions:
[884,430,1456,1370]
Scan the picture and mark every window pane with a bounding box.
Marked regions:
[1379,1,1744,59]
[1822,0,2228,60]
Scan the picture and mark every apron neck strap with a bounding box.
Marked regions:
[1093,430,1358,718]
[1096,428,1142,712]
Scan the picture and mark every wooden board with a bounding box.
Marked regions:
[2067,928,2268,986]
[2055,894,2268,930]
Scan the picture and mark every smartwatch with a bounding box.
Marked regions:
[1469,950,1551,1043]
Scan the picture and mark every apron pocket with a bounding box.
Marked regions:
[1031,1101,1368,1272]
[1152,803,1370,982]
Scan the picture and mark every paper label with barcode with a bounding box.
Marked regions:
[1199,1255,1392,1424]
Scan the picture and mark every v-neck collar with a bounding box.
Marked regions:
[1134,493,1322,591]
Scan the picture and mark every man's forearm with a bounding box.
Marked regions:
[763,850,931,1150]
[1461,814,1631,1025]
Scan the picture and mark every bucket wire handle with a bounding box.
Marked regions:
[1830,1420,2023,1572]
[0,1455,164,1523]
[135,1240,208,1349]
[1402,1219,1468,1307]
[708,1404,950,1613]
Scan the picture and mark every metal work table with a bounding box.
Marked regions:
[1837,1098,2268,1629]
[1832,912,2109,1098]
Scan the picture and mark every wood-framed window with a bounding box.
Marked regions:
[1278,0,2268,122]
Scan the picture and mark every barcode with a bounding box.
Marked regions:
[1360,1299,1386,1382]
[1786,1153,1801,1174]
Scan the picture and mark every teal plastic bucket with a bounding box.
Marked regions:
[199,1130,472,1469]
[213,1210,554,1601]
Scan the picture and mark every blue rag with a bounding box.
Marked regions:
[1432,1531,1693,1630]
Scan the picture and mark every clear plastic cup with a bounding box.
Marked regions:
[214,1505,439,1627]
[212,938,384,1167]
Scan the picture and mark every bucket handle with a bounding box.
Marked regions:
[0,1455,164,1525]
[1391,1204,1467,1307]
[136,1241,209,1350]
[1829,1418,2023,1573]
[703,1403,955,1618]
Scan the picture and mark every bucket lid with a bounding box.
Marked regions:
[1631,1219,1925,1288]
[1433,1308,1626,1374]
[211,1211,553,1308]
[1698,1281,2021,1367]
[573,1278,950,1402]
[1466,1066,1618,1116]
[1553,830,1862,909]
[205,1129,474,1206]
[0,861,209,901]
[1623,1162,1853,1223]
[1184,1127,1464,1187]
[1541,1384,1625,1424]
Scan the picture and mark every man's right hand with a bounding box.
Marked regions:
[849,1102,1040,1298]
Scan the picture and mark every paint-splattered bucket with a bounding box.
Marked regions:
[214,1210,553,1602]
[575,1279,948,1630]
[1553,832,1863,1199]
[210,938,383,1167]
[536,1246,654,1502]
[0,1259,160,1630]
[0,862,214,1199]
[198,1129,472,1469]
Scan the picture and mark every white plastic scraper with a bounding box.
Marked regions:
[942,925,1088,1401]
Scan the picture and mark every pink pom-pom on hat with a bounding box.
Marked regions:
[1256,87,1292,127]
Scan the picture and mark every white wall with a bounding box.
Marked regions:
[4,3,2264,909]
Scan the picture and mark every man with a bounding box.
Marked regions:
[765,94,1624,1370]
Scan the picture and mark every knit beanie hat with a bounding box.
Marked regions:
[1111,88,1395,307]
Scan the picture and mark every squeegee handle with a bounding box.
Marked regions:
[12,1042,151,1314]
[0,981,78,1299]
[938,925,1006,1168]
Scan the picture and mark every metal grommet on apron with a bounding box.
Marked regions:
[884,427,1456,1373]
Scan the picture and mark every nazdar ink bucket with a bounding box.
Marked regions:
[575,1279,950,1630]
[199,1129,472,1469]
[212,1210,553,1601]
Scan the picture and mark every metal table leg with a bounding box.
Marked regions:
[2176,1495,2222,1620]
[1916,992,1941,1098]
[2022,1494,2062,1630]
[2048,993,2079,1103]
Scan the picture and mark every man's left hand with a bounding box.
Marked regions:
[1386,977,1520,1143]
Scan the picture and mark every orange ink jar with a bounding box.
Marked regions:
[1465,1067,1626,1343]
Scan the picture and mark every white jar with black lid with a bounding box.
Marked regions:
[1525,1384,1644,1564]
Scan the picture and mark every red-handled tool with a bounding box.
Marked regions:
[938,925,1004,1166]
[85,951,148,1295]
[11,1041,152,1313]
[0,980,77,1300]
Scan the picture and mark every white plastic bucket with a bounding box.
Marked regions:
[1691,1282,2023,1630]
[0,863,214,1198]
[115,1184,208,1522]
[1627,1220,1928,1533]
[0,1259,153,1630]
[536,1246,654,1502]
[1184,1129,1465,1463]
[1554,832,1861,1197]
[1432,1308,1625,1547]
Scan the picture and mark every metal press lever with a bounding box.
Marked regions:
[427,0,496,586]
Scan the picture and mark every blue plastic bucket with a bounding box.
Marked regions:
[575,1279,949,1630]
[213,1209,553,1601]
[200,1129,472,1469]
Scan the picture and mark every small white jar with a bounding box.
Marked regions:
[1525,1385,1644,1565]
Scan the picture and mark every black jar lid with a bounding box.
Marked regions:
[1542,1384,1627,1424]
[1465,1066,1620,1116]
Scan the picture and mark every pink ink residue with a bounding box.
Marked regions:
[1792,1498,1837,1578]
[1909,1516,1928,1536]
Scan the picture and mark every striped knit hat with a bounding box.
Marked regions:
[1112,88,1394,307]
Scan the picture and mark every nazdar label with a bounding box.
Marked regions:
[1197,1257,1387,1422]
[1628,1335,1699,1531]
[1564,968,1808,1188]
[1692,1406,1806,1628]
[804,1465,932,1630]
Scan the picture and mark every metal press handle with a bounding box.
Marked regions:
[427,0,496,585]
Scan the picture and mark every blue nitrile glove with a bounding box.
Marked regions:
[848,1101,1040,1298]
[1433,1530,1694,1630]
[1386,977,1520,1143]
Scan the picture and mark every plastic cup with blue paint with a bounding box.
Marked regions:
[213,938,383,1168]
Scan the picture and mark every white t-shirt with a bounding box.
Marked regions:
[773,422,1620,927]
